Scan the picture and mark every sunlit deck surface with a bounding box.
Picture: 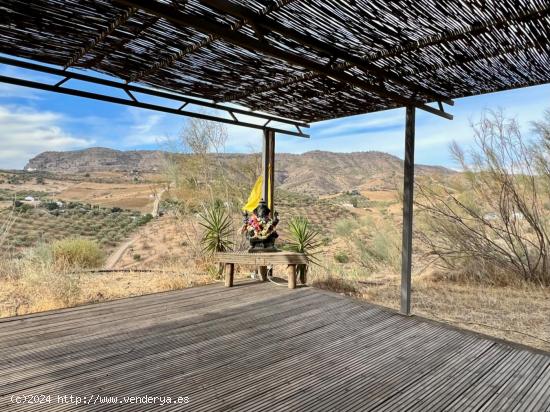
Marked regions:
[1,281,549,411]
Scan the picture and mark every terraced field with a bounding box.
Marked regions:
[0,203,147,255]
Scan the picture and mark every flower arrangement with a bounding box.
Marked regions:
[241,201,279,252]
[241,210,278,240]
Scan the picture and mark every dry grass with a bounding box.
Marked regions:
[0,263,214,318]
[361,272,550,352]
[308,257,550,352]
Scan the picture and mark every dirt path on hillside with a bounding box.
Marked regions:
[104,237,135,269]
[152,188,166,217]
[104,188,166,269]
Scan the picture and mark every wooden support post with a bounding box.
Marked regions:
[287,265,296,289]
[224,263,234,287]
[298,265,307,285]
[268,130,275,212]
[259,266,268,281]
[401,106,416,315]
[262,129,270,203]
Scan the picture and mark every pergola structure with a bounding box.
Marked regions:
[1,0,549,315]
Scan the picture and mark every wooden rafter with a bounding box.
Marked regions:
[64,7,138,69]
[397,39,550,78]
[251,85,353,113]
[200,0,453,104]
[119,0,452,119]
[2,0,549,123]
[366,3,550,62]
[218,2,550,104]
[84,16,160,69]
[127,0,297,83]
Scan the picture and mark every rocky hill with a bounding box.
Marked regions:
[25,148,165,173]
[25,148,452,195]
[275,151,451,194]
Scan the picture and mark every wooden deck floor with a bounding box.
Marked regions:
[1,281,549,411]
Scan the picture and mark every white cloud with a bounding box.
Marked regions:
[131,113,163,134]
[314,110,404,137]
[226,124,262,152]
[0,83,43,100]
[0,64,59,101]
[119,109,179,147]
[0,105,94,169]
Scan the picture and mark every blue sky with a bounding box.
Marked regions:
[1,61,549,170]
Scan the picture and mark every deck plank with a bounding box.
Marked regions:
[0,281,548,411]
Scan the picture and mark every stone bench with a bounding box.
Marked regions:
[213,251,308,289]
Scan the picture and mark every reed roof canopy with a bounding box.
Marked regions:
[1,0,549,315]
[0,0,549,127]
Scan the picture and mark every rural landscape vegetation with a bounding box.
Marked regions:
[0,108,548,351]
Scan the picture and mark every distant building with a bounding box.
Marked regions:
[483,211,525,221]
[512,212,525,221]
[483,212,498,221]
[22,196,41,207]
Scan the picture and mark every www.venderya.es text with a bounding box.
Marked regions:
[11,394,190,406]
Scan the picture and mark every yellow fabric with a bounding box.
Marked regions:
[243,170,271,212]
[243,175,263,212]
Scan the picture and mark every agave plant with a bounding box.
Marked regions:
[287,216,323,284]
[198,203,234,254]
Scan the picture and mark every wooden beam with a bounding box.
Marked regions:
[64,7,137,69]
[117,0,452,119]
[200,0,453,105]
[128,0,298,83]
[0,74,309,138]
[268,130,275,212]
[219,71,319,104]
[400,106,415,316]
[0,55,309,131]
[218,2,549,106]
[261,129,270,203]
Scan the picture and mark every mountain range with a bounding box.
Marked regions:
[25,148,452,195]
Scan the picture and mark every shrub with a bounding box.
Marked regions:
[133,254,141,261]
[198,203,233,253]
[137,213,153,226]
[334,252,349,263]
[287,216,323,283]
[51,238,103,269]
[15,245,81,306]
[334,218,359,238]
[44,201,59,211]
[416,109,550,285]
[355,229,401,271]
[15,203,32,213]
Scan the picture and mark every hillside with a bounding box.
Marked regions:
[25,147,165,173]
[25,148,452,195]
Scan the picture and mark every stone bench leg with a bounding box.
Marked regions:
[287,264,296,289]
[224,263,234,287]
[259,266,268,282]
